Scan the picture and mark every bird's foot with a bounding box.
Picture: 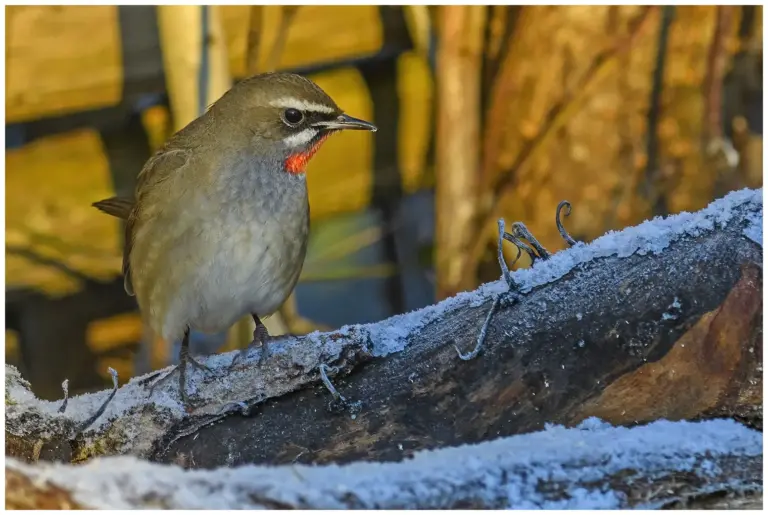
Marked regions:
[228,323,271,371]
[185,353,214,374]
[147,351,215,410]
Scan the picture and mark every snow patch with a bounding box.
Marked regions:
[743,209,762,246]
[6,364,185,436]
[8,418,761,510]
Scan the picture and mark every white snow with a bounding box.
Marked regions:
[8,418,761,509]
[743,209,762,245]
[5,364,185,438]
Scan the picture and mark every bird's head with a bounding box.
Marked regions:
[215,72,377,174]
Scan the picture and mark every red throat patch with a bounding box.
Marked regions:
[284,133,332,175]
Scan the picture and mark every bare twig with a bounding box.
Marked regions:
[454,294,502,361]
[556,201,579,247]
[457,200,579,362]
[58,380,69,414]
[318,364,345,402]
[497,219,521,287]
[76,368,119,435]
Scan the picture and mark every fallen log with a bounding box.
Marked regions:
[5,418,763,509]
[6,189,762,474]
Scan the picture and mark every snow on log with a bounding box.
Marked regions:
[5,418,762,509]
[5,189,762,472]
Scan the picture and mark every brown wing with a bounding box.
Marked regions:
[122,212,136,296]
[125,146,192,296]
[92,196,137,295]
[93,144,191,297]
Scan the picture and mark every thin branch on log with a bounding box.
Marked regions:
[6,189,762,472]
[6,418,762,509]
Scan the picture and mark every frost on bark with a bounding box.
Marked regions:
[5,189,763,509]
[6,418,763,509]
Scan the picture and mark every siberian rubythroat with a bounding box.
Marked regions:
[93,72,377,407]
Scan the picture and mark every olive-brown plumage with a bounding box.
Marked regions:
[93,72,376,406]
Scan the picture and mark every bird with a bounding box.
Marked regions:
[92,72,377,408]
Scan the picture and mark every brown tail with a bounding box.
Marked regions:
[92,197,134,220]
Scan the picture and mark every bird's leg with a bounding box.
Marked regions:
[176,329,215,406]
[228,314,271,371]
[253,314,271,364]
[180,331,214,373]
[148,328,213,407]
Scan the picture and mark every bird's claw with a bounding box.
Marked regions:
[228,321,271,371]
[186,353,214,374]
[147,351,215,410]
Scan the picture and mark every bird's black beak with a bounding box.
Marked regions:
[313,114,377,132]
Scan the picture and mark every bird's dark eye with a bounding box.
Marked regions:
[282,108,304,125]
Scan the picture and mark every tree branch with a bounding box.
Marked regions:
[6,190,762,474]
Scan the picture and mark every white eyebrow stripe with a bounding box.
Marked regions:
[269,97,336,114]
[283,128,319,148]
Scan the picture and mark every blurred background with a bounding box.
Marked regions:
[5,5,763,400]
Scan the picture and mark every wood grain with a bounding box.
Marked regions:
[576,262,762,424]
